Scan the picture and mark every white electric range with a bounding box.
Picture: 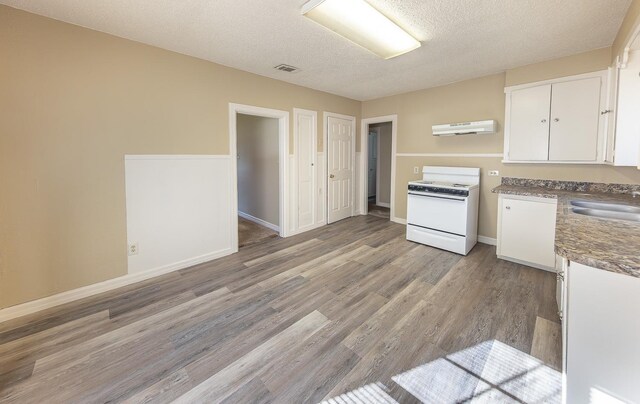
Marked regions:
[406,166,480,255]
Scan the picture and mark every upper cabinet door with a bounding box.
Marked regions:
[508,84,551,161]
[548,77,601,161]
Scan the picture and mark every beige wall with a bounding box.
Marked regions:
[237,114,280,226]
[363,49,640,240]
[505,48,611,87]
[0,6,360,309]
[613,0,640,61]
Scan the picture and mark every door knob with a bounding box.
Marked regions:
[541,119,547,123]
[554,118,559,122]
[329,174,335,179]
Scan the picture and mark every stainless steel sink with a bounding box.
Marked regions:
[571,207,640,222]
[570,199,640,214]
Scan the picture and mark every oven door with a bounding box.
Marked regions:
[407,191,468,236]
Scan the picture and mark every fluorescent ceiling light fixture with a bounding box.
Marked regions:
[301,0,421,59]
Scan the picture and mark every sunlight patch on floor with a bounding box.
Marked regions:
[323,339,561,404]
[321,382,398,404]
[393,340,561,403]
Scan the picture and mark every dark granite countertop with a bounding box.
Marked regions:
[492,181,640,278]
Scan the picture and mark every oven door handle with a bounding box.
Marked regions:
[408,192,466,201]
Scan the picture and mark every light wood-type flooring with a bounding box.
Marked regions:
[0,215,561,403]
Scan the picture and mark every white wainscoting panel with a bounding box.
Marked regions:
[355,152,362,215]
[317,152,326,226]
[125,155,234,275]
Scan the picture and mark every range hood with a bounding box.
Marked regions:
[432,120,497,136]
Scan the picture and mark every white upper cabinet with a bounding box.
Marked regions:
[504,71,607,164]
[508,85,551,161]
[607,50,640,167]
[548,77,601,161]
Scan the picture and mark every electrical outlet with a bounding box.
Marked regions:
[413,166,420,174]
[128,242,139,256]
[488,170,500,177]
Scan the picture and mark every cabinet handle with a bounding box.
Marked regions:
[505,206,511,210]
[554,118,560,122]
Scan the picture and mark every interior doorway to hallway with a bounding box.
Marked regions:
[361,115,397,221]
[228,103,289,252]
[236,113,281,247]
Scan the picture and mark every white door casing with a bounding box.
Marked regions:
[368,130,378,198]
[360,115,398,220]
[294,108,317,232]
[326,114,355,224]
[229,103,289,248]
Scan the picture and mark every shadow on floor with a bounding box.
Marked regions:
[368,203,390,220]
[238,216,279,248]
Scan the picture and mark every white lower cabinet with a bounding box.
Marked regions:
[564,262,640,403]
[497,194,557,270]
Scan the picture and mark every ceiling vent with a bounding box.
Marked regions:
[274,64,300,73]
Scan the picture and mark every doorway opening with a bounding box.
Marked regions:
[361,115,398,221]
[236,113,280,247]
[229,104,289,252]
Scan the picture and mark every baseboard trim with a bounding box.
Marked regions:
[497,255,555,272]
[288,221,327,236]
[238,211,280,232]
[376,202,391,208]
[478,236,497,246]
[391,217,407,225]
[0,248,234,323]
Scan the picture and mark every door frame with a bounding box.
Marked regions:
[323,111,356,224]
[361,115,398,219]
[229,103,290,252]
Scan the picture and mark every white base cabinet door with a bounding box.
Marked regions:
[566,262,640,403]
[497,195,557,270]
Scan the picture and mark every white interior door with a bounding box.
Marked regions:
[368,131,377,198]
[549,77,601,161]
[328,116,354,224]
[508,84,551,161]
[295,110,316,231]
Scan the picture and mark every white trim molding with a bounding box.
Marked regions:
[238,211,280,232]
[361,115,398,220]
[229,103,290,245]
[396,153,503,158]
[478,235,497,246]
[0,247,233,322]
[124,155,232,160]
[391,216,406,225]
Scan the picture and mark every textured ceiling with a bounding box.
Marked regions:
[1,0,632,100]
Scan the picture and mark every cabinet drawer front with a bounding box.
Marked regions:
[499,198,557,268]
